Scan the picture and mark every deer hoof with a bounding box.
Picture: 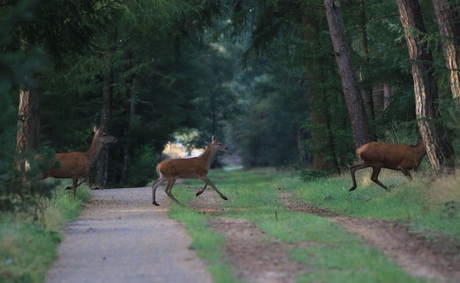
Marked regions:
[152,201,160,206]
[221,196,228,200]
[196,191,204,197]
[349,186,357,192]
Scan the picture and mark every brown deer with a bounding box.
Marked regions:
[349,140,426,191]
[151,136,228,206]
[36,126,117,198]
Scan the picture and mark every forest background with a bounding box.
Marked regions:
[1,0,460,212]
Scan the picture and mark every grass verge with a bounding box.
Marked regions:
[0,183,91,283]
[168,168,460,283]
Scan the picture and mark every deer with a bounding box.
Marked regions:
[151,136,228,206]
[349,140,426,192]
[32,126,117,198]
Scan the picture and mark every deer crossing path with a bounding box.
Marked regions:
[45,187,213,283]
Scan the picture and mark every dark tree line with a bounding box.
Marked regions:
[1,0,460,212]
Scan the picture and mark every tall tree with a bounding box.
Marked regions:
[323,0,372,148]
[397,0,454,171]
[432,0,460,103]
[10,0,115,154]
[16,87,40,153]
[97,29,117,189]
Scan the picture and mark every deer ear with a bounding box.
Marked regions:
[212,135,216,143]
[93,126,99,133]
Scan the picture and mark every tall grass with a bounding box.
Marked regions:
[296,170,460,241]
[0,183,90,283]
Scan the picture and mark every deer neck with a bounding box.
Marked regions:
[416,140,427,161]
[86,137,105,165]
[199,145,217,169]
[416,140,426,153]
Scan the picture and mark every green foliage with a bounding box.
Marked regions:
[0,185,91,283]
[296,167,333,182]
[127,145,158,187]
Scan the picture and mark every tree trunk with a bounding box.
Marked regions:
[372,83,384,120]
[302,11,339,171]
[97,29,117,189]
[397,0,454,172]
[359,0,375,123]
[324,0,372,149]
[383,83,393,110]
[121,72,136,185]
[432,0,460,103]
[16,87,40,154]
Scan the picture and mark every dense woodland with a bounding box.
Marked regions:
[1,0,460,211]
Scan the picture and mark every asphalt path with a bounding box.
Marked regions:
[45,187,213,283]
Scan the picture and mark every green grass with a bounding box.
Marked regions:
[169,207,242,283]
[0,181,91,283]
[168,168,460,283]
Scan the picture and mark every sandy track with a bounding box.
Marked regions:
[45,187,212,283]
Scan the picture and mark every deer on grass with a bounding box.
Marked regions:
[349,140,426,192]
[151,136,228,206]
[31,126,117,198]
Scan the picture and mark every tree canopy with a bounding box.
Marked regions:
[1,0,459,199]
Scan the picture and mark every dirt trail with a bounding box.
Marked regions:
[190,192,460,283]
[282,196,460,283]
[45,187,212,283]
[45,186,460,283]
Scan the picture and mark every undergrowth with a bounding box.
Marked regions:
[0,183,90,283]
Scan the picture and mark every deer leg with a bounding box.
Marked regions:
[196,184,208,197]
[76,177,87,187]
[370,167,389,191]
[199,176,228,200]
[65,177,86,191]
[349,163,371,191]
[398,166,413,180]
[152,178,166,206]
[164,179,182,205]
[72,176,78,199]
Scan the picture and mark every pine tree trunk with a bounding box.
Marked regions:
[302,12,339,171]
[397,0,454,172]
[324,0,372,148]
[372,83,384,119]
[432,0,460,103]
[16,87,40,154]
[97,29,117,189]
[121,74,135,185]
[383,83,393,110]
[359,0,375,123]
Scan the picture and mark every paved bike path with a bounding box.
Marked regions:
[45,187,213,283]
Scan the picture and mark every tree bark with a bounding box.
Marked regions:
[397,0,454,172]
[16,87,40,154]
[302,11,340,171]
[432,0,460,103]
[324,0,372,149]
[121,49,136,185]
[359,0,375,123]
[97,29,117,188]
